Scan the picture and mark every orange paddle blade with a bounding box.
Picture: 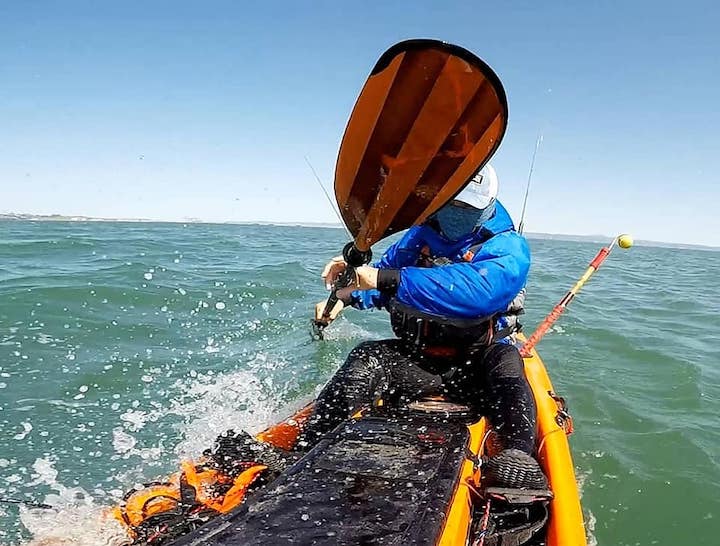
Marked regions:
[335,39,508,251]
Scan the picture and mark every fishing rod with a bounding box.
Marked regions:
[303,156,351,239]
[518,132,543,235]
[0,496,53,509]
[519,234,634,357]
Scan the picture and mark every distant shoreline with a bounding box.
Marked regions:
[0,213,345,230]
[1,213,717,251]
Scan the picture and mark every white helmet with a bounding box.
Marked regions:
[454,164,499,210]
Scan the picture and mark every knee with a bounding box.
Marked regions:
[345,341,379,367]
[347,340,380,358]
[345,340,397,366]
[340,340,391,378]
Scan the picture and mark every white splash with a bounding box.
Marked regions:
[169,366,283,458]
[18,351,306,545]
[320,316,373,341]
[19,458,130,546]
[13,422,33,441]
[111,428,137,455]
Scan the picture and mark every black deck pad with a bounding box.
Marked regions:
[169,412,474,546]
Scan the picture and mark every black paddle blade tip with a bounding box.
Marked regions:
[310,320,326,341]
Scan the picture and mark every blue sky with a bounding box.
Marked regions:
[1,1,718,245]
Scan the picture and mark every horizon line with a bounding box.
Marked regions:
[1,212,717,251]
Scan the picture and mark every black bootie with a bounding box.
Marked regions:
[482,449,548,490]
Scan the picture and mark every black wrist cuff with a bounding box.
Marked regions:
[377,269,400,294]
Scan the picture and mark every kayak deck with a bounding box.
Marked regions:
[169,412,482,545]
[149,337,586,546]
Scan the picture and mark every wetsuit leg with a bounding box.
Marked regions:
[447,343,536,454]
[298,339,441,448]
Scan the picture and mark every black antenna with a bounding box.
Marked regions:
[518,133,543,235]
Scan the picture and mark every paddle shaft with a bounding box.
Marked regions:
[318,268,353,320]
[520,244,614,357]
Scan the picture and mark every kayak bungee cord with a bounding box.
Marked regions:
[520,234,634,357]
[473,497,493,546]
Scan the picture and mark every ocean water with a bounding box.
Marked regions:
[0,221,718,546]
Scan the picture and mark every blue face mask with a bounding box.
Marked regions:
[433,202,496,241]
[433,204,482,240]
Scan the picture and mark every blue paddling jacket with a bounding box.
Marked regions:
[349,202,530,348]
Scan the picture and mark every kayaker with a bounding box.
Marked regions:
[302,164,546,489]
[209,165,546,490]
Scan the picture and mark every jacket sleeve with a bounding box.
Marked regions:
[349,227,425,310]
[348,289,387,310]
[394,232,531,318]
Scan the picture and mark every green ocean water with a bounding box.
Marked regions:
[0,220,718,545]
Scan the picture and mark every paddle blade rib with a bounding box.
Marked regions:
[335,40,508,251]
